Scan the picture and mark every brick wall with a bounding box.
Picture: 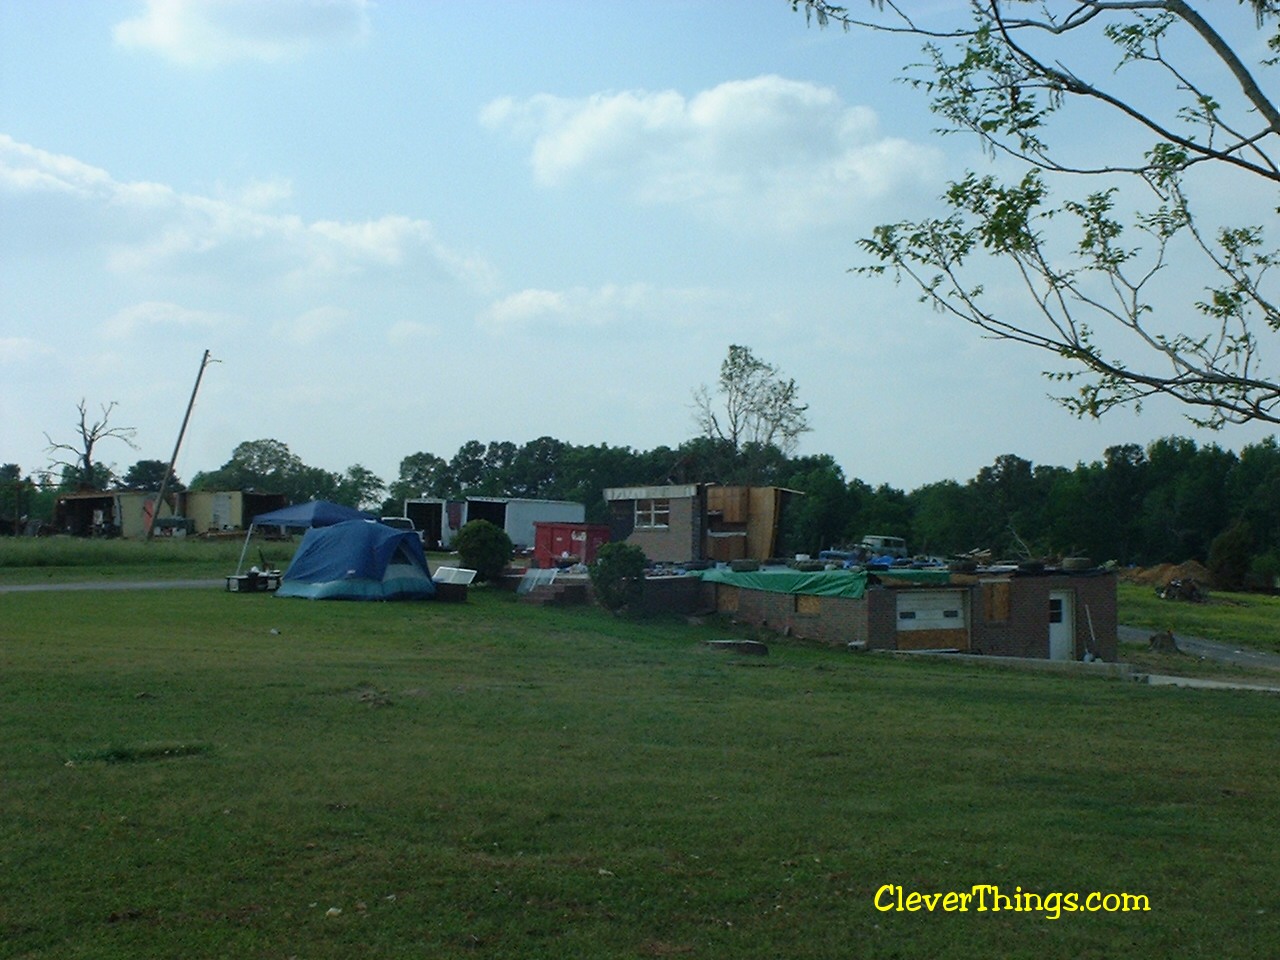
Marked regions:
[659,571,1120,661]
[703,584,872,646]
[623,496,701,563]
[622,575,709,617]
[575,569,1118,662]
[970,573,1117,660]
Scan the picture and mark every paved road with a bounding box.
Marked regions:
[1117,624,1280,671]
[0,579,224,593]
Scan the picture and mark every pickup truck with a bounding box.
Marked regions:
[380,516,424,543]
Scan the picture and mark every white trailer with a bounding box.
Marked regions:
[404,496,585,552]
[462,497,584,552]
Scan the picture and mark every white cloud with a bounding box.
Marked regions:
[0,338,54,364]
[477,283,718,336]
[481,288,568,330]
[0,135,495,292]
[273,305,349,345]
[310,216,432,268]
[0,135,114,197]
[113,0,371,66]
[482,75,942,230]
[101,301,229,337]
[479,284,663,334]
[216,178,294,210]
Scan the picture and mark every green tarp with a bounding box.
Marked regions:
[699,568,869,599]
[698,566,953,599]
[875,568,953,586]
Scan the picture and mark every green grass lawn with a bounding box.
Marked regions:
[0,536,462,585]
[2,584,1279,958]
[1117,582,1280,656]
[0,536,275,584]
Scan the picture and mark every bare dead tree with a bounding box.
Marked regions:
[692,344,811,455]
[44,399,138,490]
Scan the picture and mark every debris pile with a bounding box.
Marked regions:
[1120,560,1213,587]
[1156,578,1207,602]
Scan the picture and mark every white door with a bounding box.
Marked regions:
[1048,591,1074,660]
[212,492,233,530]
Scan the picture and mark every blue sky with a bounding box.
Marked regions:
[2,0,1275,493]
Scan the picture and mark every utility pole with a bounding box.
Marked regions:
[146,349,215,541]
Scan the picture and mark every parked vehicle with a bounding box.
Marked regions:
[380,516,423,544]
[858,534,908,558]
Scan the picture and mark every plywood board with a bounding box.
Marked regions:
[896,629,970,651]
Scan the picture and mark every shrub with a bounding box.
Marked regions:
[453,519,513,583]
[1248,550,1280,593]
[1208,521,1254,592]
[589,542,648,614]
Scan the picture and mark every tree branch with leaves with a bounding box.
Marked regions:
[794,0,1280,428]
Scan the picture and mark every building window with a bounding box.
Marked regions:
[634,498,670,529]
[1049,597,1064,624]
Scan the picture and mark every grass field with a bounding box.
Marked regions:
[0,536,468,587]
[1117,582,1280,656]
[2,575,1280,958]
[0,536,296,584]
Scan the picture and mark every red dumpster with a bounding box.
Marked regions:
[533,522,611,569]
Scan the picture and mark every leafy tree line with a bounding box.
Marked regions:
[186,439,386,511]
[241,431,1280,587]
[382,432,1277,588]
[8,337,1277,587]
[5,432,1278,585]
[903,439,1280,590]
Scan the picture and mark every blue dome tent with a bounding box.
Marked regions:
[276,519,436,601]
[234,500,374,575]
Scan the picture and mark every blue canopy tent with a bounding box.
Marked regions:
[276,519,436,600]
[235,500,374,574]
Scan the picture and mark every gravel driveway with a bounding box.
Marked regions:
[1117,624,1280,671]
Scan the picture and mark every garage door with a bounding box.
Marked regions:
[895,590,969,651]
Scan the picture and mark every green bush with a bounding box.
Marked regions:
[589,542,648,614]
[1248,550,1280,592]
[453,519,513,582]
[1208,521,1254,591]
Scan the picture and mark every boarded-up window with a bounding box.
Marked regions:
[983,581,1011,622]
[707,486,749,524]
[796,594,822,615]
[716,584,739,614]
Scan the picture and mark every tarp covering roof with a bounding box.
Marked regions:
[251,500,373,528]
[700,568,870,599]
[875,569,954,586]
[277,520,435,601]
[699,566,954,598]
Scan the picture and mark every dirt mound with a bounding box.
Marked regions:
[1121,559,1214,587]
[1121,563,1173,585]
